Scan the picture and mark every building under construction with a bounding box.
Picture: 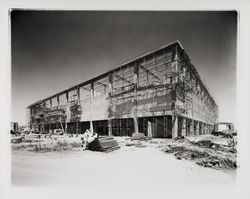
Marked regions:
[27,41,218,138]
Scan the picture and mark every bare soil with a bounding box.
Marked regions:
[11,134,237,186]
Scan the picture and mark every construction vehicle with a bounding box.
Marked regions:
[53,129,64,135]
[212,122,237,138]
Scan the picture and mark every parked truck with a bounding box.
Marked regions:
[212,122,237,138]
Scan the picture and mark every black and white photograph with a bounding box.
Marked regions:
[10,10,237,184]
[1,1,250,199]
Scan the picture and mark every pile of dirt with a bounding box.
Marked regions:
[124,134,153,147]
[131,133,150,141]
[125,139,148,148]
[194,140,216,148]
[196,157,237,169]
[164,138,237,170]
[192,139,237,154]
[164,145,209,160]
[172,137,193,145]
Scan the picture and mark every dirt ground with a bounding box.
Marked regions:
[11,134,236,187]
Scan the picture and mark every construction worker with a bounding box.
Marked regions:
[82,130,90,150]
[82,129,98,150]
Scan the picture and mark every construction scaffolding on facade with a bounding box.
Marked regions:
[27,41,218,138]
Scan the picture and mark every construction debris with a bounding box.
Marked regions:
[196,157,237,169]
[11,131,237,172]
[125,140,135,146]
[163,135,237,170]
[131,133,152,141]
[131,133,147,141]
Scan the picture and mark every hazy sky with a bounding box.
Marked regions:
[11,11,237,125]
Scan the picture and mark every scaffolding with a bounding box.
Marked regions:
[27,41,218,138]
[108,47,194,137]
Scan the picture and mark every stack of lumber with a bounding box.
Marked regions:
[88,136,120,152]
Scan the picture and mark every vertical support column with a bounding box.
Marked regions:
[49,98,52,133]
[108,74,113,136]
[208,124,210,134]
[196,121,200,135]
[26,108,31,130]
[57,95,60,106]
[77,87,80,102]
[133,63,139,134]
[147,120,152,138]
[174,45,179,84]
[65,92,68,133]
[76,87,80,134]
[181,118,186,137]
[193,120,196,135]
[108,74,113,97]
[194,121,198,135]
[90,82,94,133]
[174,61,179,84]
[198,121,200,135]
[172,114,178,138]
[66,92,69,102]
[57,96,61,133]
[190,119,194,136]
[108,119,112,136]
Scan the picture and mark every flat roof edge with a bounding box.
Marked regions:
[27,41,182,108]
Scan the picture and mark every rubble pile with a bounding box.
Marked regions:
[196,157,237,169]
[131,133,148,141]
[125,139,148,148]
[165,145,209,159]
[163,136,237,171]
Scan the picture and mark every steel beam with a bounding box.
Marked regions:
[114,73,134,85]
[138,64,161,82]
[95,81,107,87]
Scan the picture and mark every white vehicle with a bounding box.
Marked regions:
[53,129,64,135]
[20,127,30,134]
[213,122,237,137]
